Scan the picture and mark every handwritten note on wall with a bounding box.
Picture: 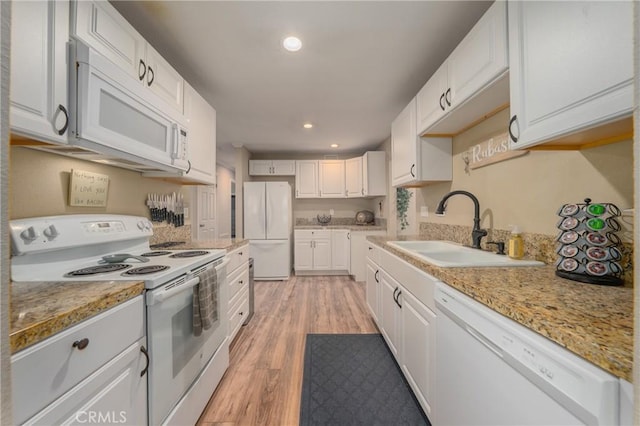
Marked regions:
[69,169,110,207]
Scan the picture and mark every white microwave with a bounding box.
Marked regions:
[69,41,189,173]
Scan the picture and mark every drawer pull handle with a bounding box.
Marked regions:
[239,280,243,284]
[238,252,243,256]
[140,345,149,377]
[239,311,244,316]
[72,338,89,350]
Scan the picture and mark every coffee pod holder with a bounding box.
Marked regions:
[555,198,623,286]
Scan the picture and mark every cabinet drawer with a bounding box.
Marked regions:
[228,264,249,303]
[12,296,144,425]
[228,288,249,341]
[379,249,437,311]
[227,245,249,274]
[295,229,331,239]
[366,241,381,265]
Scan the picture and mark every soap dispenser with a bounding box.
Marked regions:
[508,225,524,259]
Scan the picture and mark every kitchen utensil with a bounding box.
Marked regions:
[99,253,150,264]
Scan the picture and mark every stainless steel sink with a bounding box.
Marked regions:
[386,240,544,268]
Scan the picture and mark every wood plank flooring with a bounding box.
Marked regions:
[197,275,378,426]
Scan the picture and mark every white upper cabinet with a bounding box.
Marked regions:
[392,98,452,187]
[345,157,363,197]
[295,160,319,198]
[362,151,387,197]
[417,1,508,135]
[73,1,184,113]
[11,0,70,144]
[182,82,216,184]
[508,1,633,150]
[249,160,296,176]
[318,160,346,198]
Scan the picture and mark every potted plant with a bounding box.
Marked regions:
[396,187,412,231]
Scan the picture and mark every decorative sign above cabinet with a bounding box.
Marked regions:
[463,132,528,170]
[68,169,109,207]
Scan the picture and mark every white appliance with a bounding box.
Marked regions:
[10,215,229,426]
[434,282,618,425]
[243,181,291,280]
[63,40,190,174]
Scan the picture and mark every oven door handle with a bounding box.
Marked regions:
[146,258,230,306]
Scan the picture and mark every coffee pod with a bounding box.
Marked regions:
[585,246,622,262]
[585,204,606,217]
[585,232,607,246]
[558,231,580,244]
[558,204,581,217]
[558,245,579,258]
[557,217,580,231]
[585,261,622,276]
[558,257,584,273]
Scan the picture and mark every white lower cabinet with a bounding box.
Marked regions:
[350,231,386,281]
[295,229,353,275]
[12,296,147,425]
[367,244,437,418]
[226,245,250,342]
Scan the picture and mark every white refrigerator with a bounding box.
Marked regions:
[243,181,291,280]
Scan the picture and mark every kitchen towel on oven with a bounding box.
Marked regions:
[193,266,219,336]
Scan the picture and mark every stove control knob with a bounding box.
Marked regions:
[20,226,39,243]
[144,221,152,231]
[43,225,59,240]
[137,220,145,230]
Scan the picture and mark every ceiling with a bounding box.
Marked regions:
[111,1,493,170]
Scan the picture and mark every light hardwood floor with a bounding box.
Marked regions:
[197,275,378,426]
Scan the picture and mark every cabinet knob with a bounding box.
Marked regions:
[72,338,89,350]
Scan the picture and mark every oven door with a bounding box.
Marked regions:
[146,258,229,425]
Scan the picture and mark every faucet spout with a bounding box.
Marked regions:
[435,190,487,249]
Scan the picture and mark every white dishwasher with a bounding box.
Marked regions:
[434,283,618,426]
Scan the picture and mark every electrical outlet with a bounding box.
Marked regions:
[329,209,334,215]
[184,207,189,219]
[420,206,429,217]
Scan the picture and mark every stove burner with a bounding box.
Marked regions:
[141,251,171,257]
[66,263,131,276]
[149,241,185,249]
[123,265,170,276]
[169,250,210,258]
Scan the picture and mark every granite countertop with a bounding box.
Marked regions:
[10,280,145,354]
[295,225,386,231]
[367,236,633,381]
[169,238,248,251]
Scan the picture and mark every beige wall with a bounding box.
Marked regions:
[417,109,634,236]
[10,147,190,220]
[215,164,234,238]
[234,146,251,238]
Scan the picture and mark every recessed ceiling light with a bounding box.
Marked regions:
[330,144,339,148]
[283,36,302,52]
[303,123,313,129]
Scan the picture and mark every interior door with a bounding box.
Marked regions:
[196,186,216,240]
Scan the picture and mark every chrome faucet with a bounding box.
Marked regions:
[434,190,487,249]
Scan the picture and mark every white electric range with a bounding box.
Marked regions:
[10,214,230,425]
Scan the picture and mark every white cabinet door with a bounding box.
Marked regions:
[249,160,274,175]
[508,1,633,149]
[295,160,319,198]
[379,271,400,358]
[365,260,379,321]
[183,82,216,184]
[447,1,507,110]
[331,230,351,271]
[345,157,363,197]
[23,339,148,426]
[416,63,448,135]
[294,238,313,271]
[319,160,346,198]
[11,0,69,144]
[271,160,296,175]
[73,1,146,81]
[145,44,184,113]
[391,99,418,187]
[401,289,436,417]
[313,238,332,270]
[362,151,386,197]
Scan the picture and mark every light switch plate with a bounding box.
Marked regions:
[329,209,334,215]
[420,206,429,217]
